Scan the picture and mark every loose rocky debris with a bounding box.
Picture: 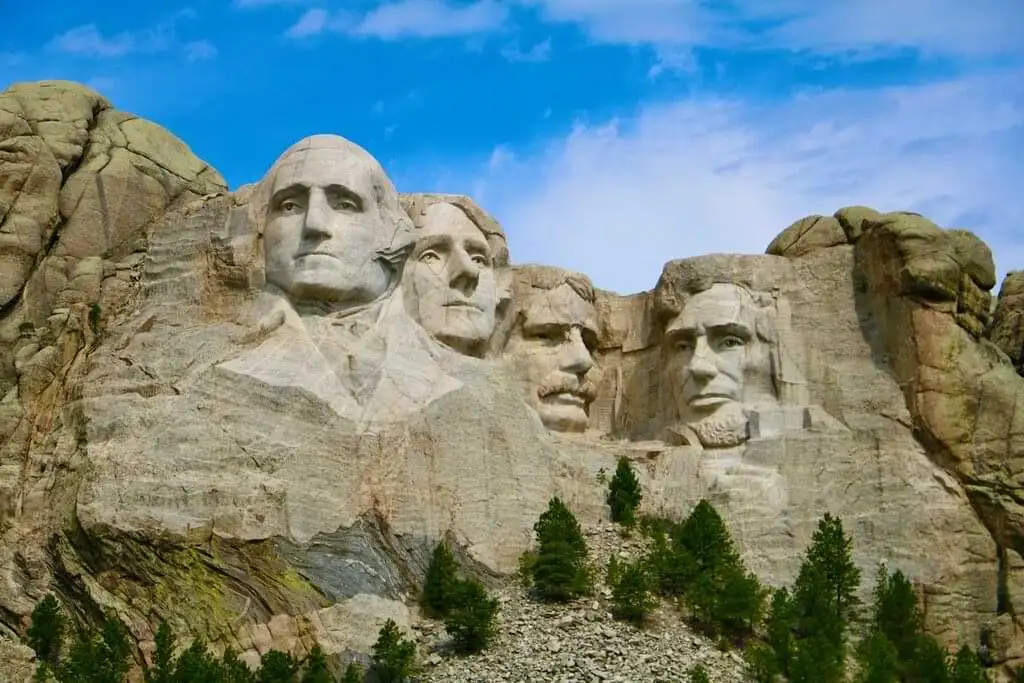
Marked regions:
[414,521,749,683]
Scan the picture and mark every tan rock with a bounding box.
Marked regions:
[765,214,847,257]
[989,271,1024,374]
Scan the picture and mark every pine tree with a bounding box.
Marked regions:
[689,663,711,683]
[789,513,861,683]
[220,648,258,683]
[257,650,299,683]
[530,497,591,601]
[59,612,132,683]
[300,646,331,683]
[854,630,900,683]
[607,456,643,526]
[608,557,654,624]
[744,643,779,683]
[444,578,499,653]
[914,635,952,683]
[371,619,416,683]
[341,661,365,683]
[764,587,795,678]
[170,639,220,683]
[950,645,990,683]
[145,622,175,683]
[27,594,64,671]
[422,540,459,618]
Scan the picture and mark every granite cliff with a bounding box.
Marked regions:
[2,80,1023,680]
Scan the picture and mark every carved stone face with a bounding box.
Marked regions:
[263,137,396,309]
[505,282,599,432]
[402,203,498,356]
[663,282,773,447]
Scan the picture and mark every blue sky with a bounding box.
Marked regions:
[2,0,1023,294]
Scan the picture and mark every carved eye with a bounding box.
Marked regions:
[719,336,745,350]
[673,338,694,352]
[279,199,301,214]
[470,253,489,266]
[337,198,358,211]
[419,250,441,263]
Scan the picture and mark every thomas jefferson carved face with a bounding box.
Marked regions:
[402,202,499,356]
[505,276,599,433]
[262,136,407,310]
[664,283,774,447]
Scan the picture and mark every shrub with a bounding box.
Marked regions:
[530,497,591,601]
[371,619,416,683]
[422,540,459,618]
[300,646,331,683]
[689,663,711,683]
[444,578,499,653]
[257,650,299,683]
[607,456,643,526]
[608,557,654,624]
[950,645,990,683]
[27,595,64,670]
[341,661,365,683]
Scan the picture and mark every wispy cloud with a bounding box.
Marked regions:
[431,69,1024,293]
[47,9,204,60]
[517,0,1024,60]
[501,37,552,63]
[285,0,509,40]
[183,40,217,62]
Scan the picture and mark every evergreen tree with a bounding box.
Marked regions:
[607,456,643,526]
[950,645,990,683]
[789,513,861,683]
[744,643,779,683]
[145,622,176,683]
[913,636,952,683]
[854,630,900,683]
[171,639,220,683]
[444,578,499,653]
[764,587,795,679]
[689,663,711,683]
[28,595,65,671]
[300,646,331,683]
[422,540,459,618]
[530,497,591,601]
[608,557,654,624]
[371,619,416,683]
[220,648,258,683]
[59,612,132,683]
[257,650,299,683]
[341,661,365,683]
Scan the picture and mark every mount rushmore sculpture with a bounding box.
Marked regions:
[2,81,1024,677]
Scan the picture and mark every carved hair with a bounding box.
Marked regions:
[514,264,596,304]
[248,134,415,265]
[400,193,510,268]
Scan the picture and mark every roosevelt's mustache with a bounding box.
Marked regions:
[537,376,598,402]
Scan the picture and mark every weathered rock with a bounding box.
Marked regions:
[765,214,847,257]
[1,79,1023,683]
[989,271,1024,375]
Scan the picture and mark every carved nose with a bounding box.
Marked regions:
[560,328,593,375]
[302,192,332,239]
[448,249,480,296]
[687,339,718,380]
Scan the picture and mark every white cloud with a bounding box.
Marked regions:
[47,10,203,59]
[517,0,1024,59]
[285,0,508,40]
[183,40,217,62]
[434,69,1024,294]
[285,8,331,38]
[501,37,552,62]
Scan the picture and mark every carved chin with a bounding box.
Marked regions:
[682,403,749,448]
[537,396,590,432]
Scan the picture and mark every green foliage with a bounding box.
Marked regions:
[371,619,417,683]
[422,540,459,618]
[58,612,132,683]
[341,661,365,683]
[28,594,65,670]
[763,588,794,679]
[607,456,643,526]
[219,648,258,683]
[144,623,174,683]
[169,639,221,683]
[744,642,779,683]
[854,630,900,683]
[607,556,655,624]
[649,499,764,639]
[299,646,330,683]
[88,304,101,334]
[950,645,990,683]
[443,578,499,653]
[529,497,591,602]
[257,651,299,683]
[689,663,711,683]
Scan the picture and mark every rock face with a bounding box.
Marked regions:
[1,80,1023,679]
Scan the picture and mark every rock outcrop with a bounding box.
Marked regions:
[1,80,1023,681]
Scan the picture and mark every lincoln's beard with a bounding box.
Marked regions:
[680,401,749,448]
